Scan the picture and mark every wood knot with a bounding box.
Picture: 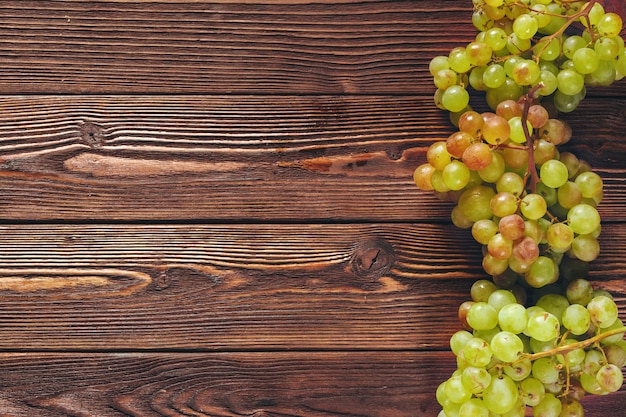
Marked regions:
[79,121,105,148]
[154,271,171,290]
[350,237,395,279]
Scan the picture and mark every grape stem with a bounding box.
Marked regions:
[519,326,626,363]
[531,0,597,61]
[520,83,543,193]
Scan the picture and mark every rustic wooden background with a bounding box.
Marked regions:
[1,1,625,416]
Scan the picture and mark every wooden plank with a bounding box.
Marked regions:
[0,351,623,417]
[1,1,625,96]
[0,0,473,95]
[0,223,623,351]
[0,95,624,221]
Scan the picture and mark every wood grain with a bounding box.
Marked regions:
[0,95,624,221]
[0,223,623,352]
[1,1,625,96]
[0,351,622,417]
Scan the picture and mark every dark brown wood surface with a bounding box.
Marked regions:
[0,1,625,416]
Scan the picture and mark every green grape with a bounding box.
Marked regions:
[596,364,624,393]
[458,185,495,222]
[575,171,603,198]
[580,372,608,395]
[513,14,538,39]
[599,318,625,345]
[572,47,599,74]
[466,41,492,66]
[566,278,594,306]
[520,193,547,220]
[508,116,532,143]
[507,33,531,54]
[553,90,582,113]
[567,203,600,235]
[563,35,587,59]
[472,219,499,245]
[498,303,528,334]
[587,295,618,328]
[557,69,585,96]
[478,151,506,182]
[483,64,507,89]
[450,330,474,355]
[530,4,551,28]
[570,234,600,262]
[545,222,574,252]
[561,304,591,335]
[503,357,532,381]
[459,398,490,417]
[534,393,562,417]
[580,1,605,28]
[487,289,517,312]
[461,366,492,394]
[449,47,472,73]
[462,337,493,367]
[490,331,524,362]
[520,377,545,406]
[532,357,560,385]
[536,293,570,322]
[470,279,497,302]
[557,181,582,209]
[444,374,473,404]
[595,36,620,60]
[484,27,507,51]
[560,399,584,417]
[511,59,540,85]
[482,375,518,414]
[427,141,452,170]
[539,3,566,35]
[429,55,450,75]
[496,172,524,195]
[597,13,623,38]
[442,85,470,113]
[469,66,487,91]
[467,302,499,330]
[487,233,513,260]
[443,160,471,191]
[434,69,459,90]
[526,311,560,341]
[536,70,558,96]
[540,159,569,189]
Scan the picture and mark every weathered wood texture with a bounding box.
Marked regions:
[1,1,626,416]
[0,96,624,221]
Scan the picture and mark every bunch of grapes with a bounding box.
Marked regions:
[413,1,626,416]
[431,0,625,114]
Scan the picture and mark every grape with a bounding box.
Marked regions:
[520,377,545,406]
[540,159,569,188]
[482,375,518,414]
[527,311,560,341]
[459,398,490,417]
[462,337,493,367]
[491,331,524,362]
[467,302,499,330]
[562,304,591,335]
[567,203,600,235]
[443,160,471,190]
[450,330,474,355]
[534,393,562,417]
[422,4,626,416]
[587,295,618,329]
[596,364,624,393]
[442,85,471,112]
[498,303,528,334]
[461,366,492,394]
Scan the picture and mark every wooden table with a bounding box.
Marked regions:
[1,1,625,416]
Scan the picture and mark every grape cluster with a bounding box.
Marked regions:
[413,0,626,416]
[414,100,602,288]
[439,277,626,417]
[431,0,626,114]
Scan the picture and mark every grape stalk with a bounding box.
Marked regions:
[413,1,626,416]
